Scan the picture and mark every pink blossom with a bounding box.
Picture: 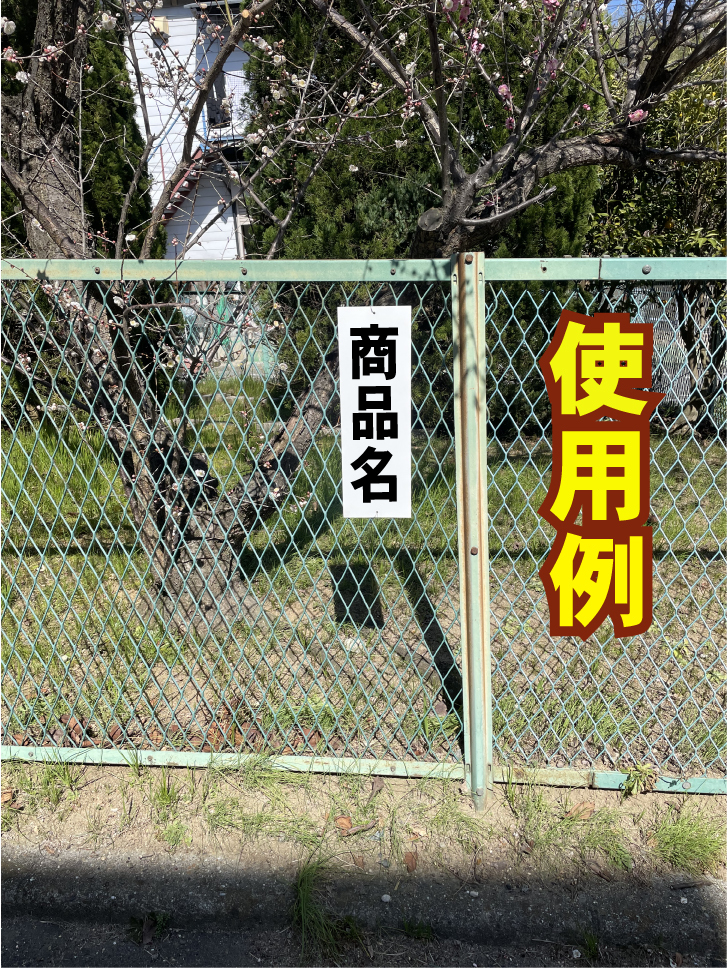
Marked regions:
[545,57,559,79]
[449,0,472,22]
[582,103,591,111]
[505,116,515,131]
[628,109,648,123]
[498,83,511,99]
[467,29,484,55]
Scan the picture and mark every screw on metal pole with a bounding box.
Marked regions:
[465,254,474,265]
[390,267,396,275]
[470,547,478,555]
[94,267,100,274]
[241,266,247,275]
[642,265,652,274]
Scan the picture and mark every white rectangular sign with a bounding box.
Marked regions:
[338,305,412,519]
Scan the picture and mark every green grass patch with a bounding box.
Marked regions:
[504,778,632,871]
[206,795,321,849]
[651,805,726,874]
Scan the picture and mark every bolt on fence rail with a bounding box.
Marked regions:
[1,257,725,800]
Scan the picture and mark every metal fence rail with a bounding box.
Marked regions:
[1,257,725,797]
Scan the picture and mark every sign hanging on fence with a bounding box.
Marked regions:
[538,311,665,640]
[338,305,412,519]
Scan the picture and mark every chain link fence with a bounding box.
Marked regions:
[484,273,725,778]
[1,258,724,784]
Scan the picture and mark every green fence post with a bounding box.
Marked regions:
[452,252,493,812]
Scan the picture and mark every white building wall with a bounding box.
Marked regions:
[167,174,240,261]
[127,2,249,259]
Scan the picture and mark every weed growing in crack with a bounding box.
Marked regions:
[579,927,600,962]
[292,854,366,961]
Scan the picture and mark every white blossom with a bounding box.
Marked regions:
[398,32,407,43]
[125,234,137,242]
[99,11,116,30]
[273,54,285,65]
[16,70,29,83]
[394,139,407,148]
[2,18,17,35]
[405,61,416,74]
[349,164,358,172]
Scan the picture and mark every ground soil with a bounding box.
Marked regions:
[1,767,725,967]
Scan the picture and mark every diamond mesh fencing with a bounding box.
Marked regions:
[1,260,725,781]
[1,268,464,766]
[486,275,726,778]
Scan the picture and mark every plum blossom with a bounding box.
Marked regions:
[544,57,559,78]
[15,69,29,82]
[443,0,471,22]
[505,116,515,131]
[2,46,19,62]
[582,103,590,111]
[498,83,511,99]
[628,108,648,122]
[99,11,116,30]
[349,165,359,172]
[394,139,408,148]
[2,18,16,35]
[273,54,285,65]
[468,29,484,55]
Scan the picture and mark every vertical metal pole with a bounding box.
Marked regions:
[452,252,492,812]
